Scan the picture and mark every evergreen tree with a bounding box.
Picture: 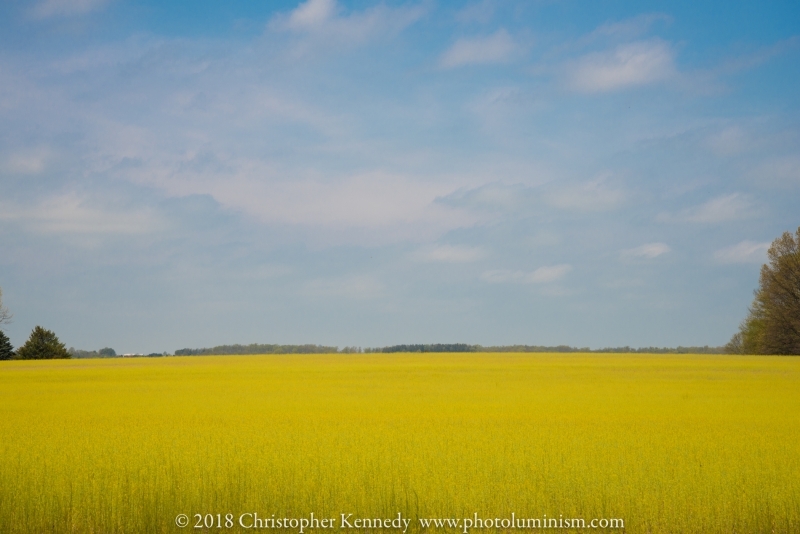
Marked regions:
[0,330,13,360]
[15,326,71,360]
[728,227,800,355]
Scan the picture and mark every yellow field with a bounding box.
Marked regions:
[0,353,799,533]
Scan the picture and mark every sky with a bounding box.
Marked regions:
[0,0,798,353]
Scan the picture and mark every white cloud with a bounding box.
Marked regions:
[589,13,672,40]
[706,126,748,156]
[527,264,572,283]
[31,0,108,18]
[621,242,670,259]
[440,178,627,215]
[481,264,571,284]
[436,182,526,212]
[2,35,484,247]
[440,29,516,68]
[2,149,50,174]
[413,245,486,263]
[232,175,451,230]
[664,193,752,223]
[0,195,163,236]
[271,0,425,46]
[714,241,769,264]
[546,177,626,211]
[566,40,676,92]
[286,0,337,30]
[122,160,480,244]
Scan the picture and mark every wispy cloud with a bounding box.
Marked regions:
[588,13,672,41]
[481,264,572,284]
[714,36,800,77]
[440,29,516,68]
[438,178,627,215]
[270,0,425,47]
[621,242,670,259]
[705,126,748,156]
[660,193,752,223]
[0,194,163,236]
[413,245,486,263]
[714,241,769,264]
[565,40,676,92]
[436,182,527,212]
[663,36,800,95]
[285,0,337,29]
[2,148,51,175]
[30,0,108,19]
[546,177,627,211]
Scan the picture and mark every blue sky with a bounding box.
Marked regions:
[0,0,798,353]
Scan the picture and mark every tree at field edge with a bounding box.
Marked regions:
[15,326,71,360]
[0,330,13,360]
[727,226,800,355]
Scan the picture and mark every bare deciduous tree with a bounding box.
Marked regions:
[0,288,11,327]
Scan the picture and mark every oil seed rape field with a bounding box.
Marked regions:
[0,353,799,533]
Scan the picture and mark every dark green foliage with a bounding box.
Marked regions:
[728,227,800,355]
[98,347,116,357]
[16,326,70,360]
[0,330,13,360]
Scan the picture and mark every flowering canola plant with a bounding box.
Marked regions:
[0,353,798,533]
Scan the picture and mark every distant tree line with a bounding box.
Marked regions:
[590,346,726,354]
[478,344,584,353]
[363,344,725,354]
[174,343,341,356]
[170,343,726,355]
[69,347,117,359]
[367,343,476,353]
